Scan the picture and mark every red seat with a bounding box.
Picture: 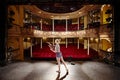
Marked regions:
[32,43,98,60]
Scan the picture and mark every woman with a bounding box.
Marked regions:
[48,39,68,73]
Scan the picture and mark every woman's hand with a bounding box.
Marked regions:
[50,48,56,53]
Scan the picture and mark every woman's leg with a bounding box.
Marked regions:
[60,57,68,71]
[56,57,61,72]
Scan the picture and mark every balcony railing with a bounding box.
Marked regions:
[34,30,86,38]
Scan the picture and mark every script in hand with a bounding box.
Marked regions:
[47,42,54,50]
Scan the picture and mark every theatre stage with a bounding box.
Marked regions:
[0,61,120,80]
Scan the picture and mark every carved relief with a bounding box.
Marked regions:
[7,37,20,60]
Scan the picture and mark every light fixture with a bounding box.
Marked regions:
[79,12,82,14]
[66,16,69,18]
[95,38,98,43]
[38,11,41,13]
[27,37,30,40]
[90,38,94,41]
[39,20,42,23]
[51,16,54,18]
[108,4,111,7]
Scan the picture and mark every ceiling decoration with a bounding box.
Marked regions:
[24,5,102,19]
[8,0,112,20]
[36,3,83,13]
[7,0,112,5]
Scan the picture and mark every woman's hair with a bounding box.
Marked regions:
[55,39,61,43]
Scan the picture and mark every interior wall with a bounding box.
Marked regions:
[7,5,24,60]
[101,4,112,24]
[99,39,112,51]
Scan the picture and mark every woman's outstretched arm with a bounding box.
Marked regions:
[46,42,56,53]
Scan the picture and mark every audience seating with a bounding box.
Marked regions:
[32,43,98,60]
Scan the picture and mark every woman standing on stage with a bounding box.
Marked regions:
[48,39,68,73]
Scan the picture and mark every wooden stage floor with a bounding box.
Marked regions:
[0,61,120,80]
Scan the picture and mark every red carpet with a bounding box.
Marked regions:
[32,43,98,60]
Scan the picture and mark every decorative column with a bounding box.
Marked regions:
[30,38,32,57]
[40,38,42,48]
[84,38,87,49]
[66,38,67,48]
[19,37,24,60]
[40,19,42,30]
[78,18,80,30]
[53,38,54,45]
[84,15,88,29]
[66,19,68,31]
[77,38,79,49]
[66,19,68,48]
[30,13,33,31]
[87,37,90,55]
[52,19,54,32]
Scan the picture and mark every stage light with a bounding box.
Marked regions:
[27,37,30,40]
[38,11,41,13]
[95,38,98,43]
[79,12,82,14]
[90,38,94,41]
